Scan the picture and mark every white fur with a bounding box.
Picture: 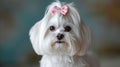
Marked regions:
[29,1,99,67]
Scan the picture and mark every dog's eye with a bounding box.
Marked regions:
[64,26,71,32]
[50,26,55,31]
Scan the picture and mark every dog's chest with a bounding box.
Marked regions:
[40,55,86,67]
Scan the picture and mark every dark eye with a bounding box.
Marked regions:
[50,26,55,31]
[64,26,71,32]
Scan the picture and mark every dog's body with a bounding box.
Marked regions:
[29,1,99,67]
[41,53,99,67]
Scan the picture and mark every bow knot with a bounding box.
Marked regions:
[51,5,68,15]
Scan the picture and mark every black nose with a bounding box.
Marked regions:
[57,33,64,40]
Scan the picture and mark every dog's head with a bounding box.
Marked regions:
[29,1,91,56]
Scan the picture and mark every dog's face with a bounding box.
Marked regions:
[44,14,81,55]
[29,2,91,56]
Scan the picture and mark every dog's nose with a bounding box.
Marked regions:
[57,33,64,40]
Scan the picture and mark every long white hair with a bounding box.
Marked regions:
[29,1,91,56]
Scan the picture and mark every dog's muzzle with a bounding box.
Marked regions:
[57,33,64,40]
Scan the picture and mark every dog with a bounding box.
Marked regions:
[29,1,99,67]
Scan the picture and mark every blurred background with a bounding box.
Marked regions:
[0,0,120,67]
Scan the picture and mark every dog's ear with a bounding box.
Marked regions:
[29,21,41,55]
[77,22,91,56]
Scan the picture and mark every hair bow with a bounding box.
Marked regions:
[51,5,68,15]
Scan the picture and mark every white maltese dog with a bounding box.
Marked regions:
[29,1,99,67]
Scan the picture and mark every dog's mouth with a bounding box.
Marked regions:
[56,40,65,43]
[52,41,67,49]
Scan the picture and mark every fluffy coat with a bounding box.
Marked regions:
[29,1,99,67]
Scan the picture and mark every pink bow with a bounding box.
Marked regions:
[51,5,68,15]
